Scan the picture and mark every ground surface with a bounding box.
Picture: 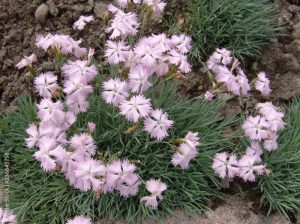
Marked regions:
[0,0,300,223]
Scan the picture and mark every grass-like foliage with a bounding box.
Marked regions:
[0,80,237,223]
[258,100,300,217]
[168,0,280,60]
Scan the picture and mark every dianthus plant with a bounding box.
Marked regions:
[3,1,236,223]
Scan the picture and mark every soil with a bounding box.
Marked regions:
[0,0,299,223]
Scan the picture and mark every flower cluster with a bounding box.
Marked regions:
[15,53,37,69]
[36,33,87,58]
[0,208,16,224]
[140,179,167,209]
[212,102,285,182]
[205,48,271,99]
[66,215,91,224]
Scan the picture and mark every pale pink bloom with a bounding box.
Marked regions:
[143,0,166,17]
[264,111,285,132]
[15,53,37,69]
[88,122,96,133]
[120,95,152,122]
[144,109,173,140]
[0,208,16,224]
[263,132,278,151]
[149,34,171,53]
[34,72,58,98]
[204,91,214,101]
[245,141,263,163]
[102,78,129,106]
[66,215,92,224]
[212,152,239,178]
[207,48,232,70]
[37,98,65,122]
[70,133,97,158]
[74,159,106,191]
[106,160,140,197]
[214,65,232,83]
[238,155,266,182]
[63,79,93,99]
[236,69,250,96]
[34,137,63,171]
[116,0,141,7]
[256,102,278,117]
[66,94,90,114]
[255,72,271,96]
[36,34,87,58]
[140,179,167,209]
[184,131,200,148]
[155,60,169,76]
[170,35,192,54]
[62,60,97,84]
[106,9,139,39]
[242,116,269,141]
[134,37,164,67]
[73,15,94,30]
[129,65,152,93]
[226,75,240,95]
[171,143,198,169]
[168,50,191,73]
[58,111,77,131]
[105,40,129,64]
[25,123,45,148]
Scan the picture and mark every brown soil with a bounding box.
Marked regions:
[0,0,299,223]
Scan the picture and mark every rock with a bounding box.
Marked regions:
[288,4,300,13]
[280,53,300,72]
[41,62,55,71]
[88,0,94,7]
[271,72,300,100]
[47,0,59,17]
[35,4,50,24]
[94,2,108,19]
[292,21,300,39]
[85,5,93,13]
[0,77,6,86]
[71,4,85,12]
[0,48,7,62]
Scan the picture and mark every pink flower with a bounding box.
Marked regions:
[34,72,58,98]
[143,0,166,17]
[128,66,152,93]
[15,53,37,69]
[204,91,214,101]
[170,34,192,54]
[37,98,65,122]
[207,48,232,70]
[88,122,96,133]
[102,78,129,106]
[236,69,250,96]
[263,132,278,151]
[62,60,97,84]
[34,137,62,171]
[238,155,265,182]
[66,94,90,114]
[184,131,200,148]
[120,95,152,122]
[105,40,129,64]
[256,102,278,117]
[63,79,93,99]
[171,143,198,169]
[255,72,271,96]
[212,152,239,178]
[73,15,94,30]
[70,133,97,158]
[0,208,16,224]
[245,141,263,163]
[144,109,173,140]
[155,60,169,76]
[242,116,269,141]
[74,159,106,191]
[25,123,46,148]
[140,179,167,209]
[168,50,191,73]
[106,160,141,197]
[66,215,92,224]
[134,37,164,67]
[116,0,141,8]
[106,9,139,39]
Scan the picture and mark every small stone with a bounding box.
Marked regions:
[47,0,59,17]
[71,4,85,12]
[85,5,93,13]
[292,21,300,39]
[35,4,50,24]
[88,0,94,7]
[94,2,108,19]
[0,77,6,85]
[284,39,300,60]
[41,62,55,71]
[288,5,300,13]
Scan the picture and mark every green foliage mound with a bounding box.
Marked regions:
[258,100,300,217]
[170,0,280,60]
[0,80,237,223]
